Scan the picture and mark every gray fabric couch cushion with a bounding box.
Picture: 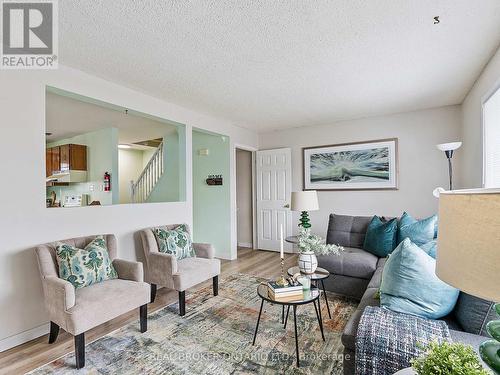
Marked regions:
[450,329,488,348]
[322,274,369,300]
[367,258,386,289]
[318,247,378,279]
[326,214,372,248]
[439,314,463,331]
[453,292,496,336]
[342,287,380,351]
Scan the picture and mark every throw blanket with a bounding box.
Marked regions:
[355,306,451,375]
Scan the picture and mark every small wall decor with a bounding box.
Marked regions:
[303,138,398,190]
[206,174,223,185]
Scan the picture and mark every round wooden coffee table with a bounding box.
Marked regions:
[252,284,324,367]
[288,266,332,319]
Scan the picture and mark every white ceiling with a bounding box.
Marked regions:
[46,92,177,144]
[59,1,500,132]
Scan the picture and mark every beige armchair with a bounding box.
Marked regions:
[35,234,150,369]
[139,224,221,316]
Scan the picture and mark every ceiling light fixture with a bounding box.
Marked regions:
[118,144,131,149]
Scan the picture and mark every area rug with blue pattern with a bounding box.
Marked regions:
[29,273,357,375]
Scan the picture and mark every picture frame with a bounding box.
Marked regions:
[303,138,398,191]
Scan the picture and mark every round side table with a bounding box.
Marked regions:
[288,266,332,319]
[253,284,324,367]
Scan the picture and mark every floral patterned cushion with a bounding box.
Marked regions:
[55,236,118,289]
[152,224,195,260]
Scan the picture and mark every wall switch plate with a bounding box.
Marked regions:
[89,184,95,192]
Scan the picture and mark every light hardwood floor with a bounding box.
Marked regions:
[0,248,297,375]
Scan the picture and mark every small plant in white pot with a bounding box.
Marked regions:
[297,228,343,274]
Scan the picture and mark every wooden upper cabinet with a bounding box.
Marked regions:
[59,144,70,172]
[51,146,60,175]
[68,144,87,171]
[46,144,87,176]
[45,148,52,177]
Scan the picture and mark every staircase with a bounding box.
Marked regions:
[131,142,164,203]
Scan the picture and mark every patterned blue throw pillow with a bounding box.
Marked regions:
[363,216,398,257]
[55,236,118,289]
[153,224,195,260]
[397,212,437,246]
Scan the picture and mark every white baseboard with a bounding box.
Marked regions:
[237,242,253,249]
[0,323,49,352]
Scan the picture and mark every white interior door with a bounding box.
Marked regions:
[256,148,293,252]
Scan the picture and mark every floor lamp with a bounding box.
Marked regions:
[436,142,462,190]
[436,190,500,374]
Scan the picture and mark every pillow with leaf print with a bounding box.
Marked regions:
[152,224,195,260]
[55,236,118,289]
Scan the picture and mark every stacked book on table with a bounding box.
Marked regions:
[267,281,303,302]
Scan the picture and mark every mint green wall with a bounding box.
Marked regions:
[47,127,118,206]
[146,126,186,203]
[192,130,231,258]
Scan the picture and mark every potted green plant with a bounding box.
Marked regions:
[411,341,491,375]
[297,228,343,274]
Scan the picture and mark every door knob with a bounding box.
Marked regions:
[283,203,290,208]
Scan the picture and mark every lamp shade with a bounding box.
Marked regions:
[436,142,462,152]
[436,189,500,302]
[291,191,319,212]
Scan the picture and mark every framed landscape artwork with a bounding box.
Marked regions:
[303,138,398,190]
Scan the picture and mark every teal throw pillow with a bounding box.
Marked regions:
[153,224,195,260]
[380,238,459,319]
[397,212,437,246]
[420,239,437,259]
[363,216,398,257]
[56,236,118,289]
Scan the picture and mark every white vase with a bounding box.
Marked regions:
[298,251,318,274]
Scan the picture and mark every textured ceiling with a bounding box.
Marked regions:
[59,1,500,132]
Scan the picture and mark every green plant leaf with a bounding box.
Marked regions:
[411,341,490,375]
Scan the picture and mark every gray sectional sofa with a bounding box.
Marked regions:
[317,214,496,375]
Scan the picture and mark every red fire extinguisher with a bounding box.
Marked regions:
[104,172,111,192]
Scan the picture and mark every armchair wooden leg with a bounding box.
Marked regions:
[150,283,157,303]
[140,304,147,333]
[48,321,59,344]
[213,275,219,296]
[74,333,85,369]
[179,291,186,316]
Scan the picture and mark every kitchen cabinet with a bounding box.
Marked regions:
[46,144,87,177]
[46,147,60,177]
[45,148,52,177]
[59,144,87,172]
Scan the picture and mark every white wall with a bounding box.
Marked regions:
[118,148,144,204]
[0,65,258,351]
[236,149,253,248]
[259,106,462,237]
[460,46,500,188]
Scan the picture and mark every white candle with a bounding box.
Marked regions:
[280,224,284,259]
